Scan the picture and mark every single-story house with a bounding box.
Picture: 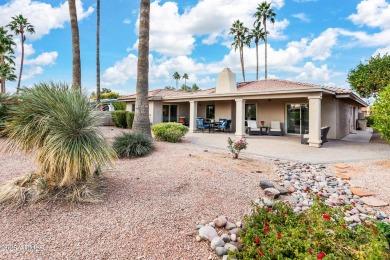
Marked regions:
[118,68,367,148]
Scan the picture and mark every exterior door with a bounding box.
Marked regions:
[286,104,309,134]
[163,105,178,122]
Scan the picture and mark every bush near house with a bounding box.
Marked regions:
[372,84,390,143]
[111,111,127,128]
[113,132,153,158]
[230,197,389,259]
[126,112,135,129]
[151,122,188,143]
[112,101,126,111]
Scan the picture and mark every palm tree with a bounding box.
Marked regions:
[132,0,151,137]
[96,0,101,103]
[173,71,180,89]
[229,20,250,82]
[191,83,199,91]
[249,22,265,81]
[7,15,35,93]
[182,73,189,87]
[0,27,16,93]
[254,1,276,79]
[68,0,81,89]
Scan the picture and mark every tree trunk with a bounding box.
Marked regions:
[96,0,101,103]
[263,16,267,80]
[0,55,4,93]
[256,41,259,81]
[240,45,245,82]
[132,0,151,137]
[16,33,24,93]
[69,0,82,89]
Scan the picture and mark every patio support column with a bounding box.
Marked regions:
[189,101,198,133]
[235,99,246,138]
[308,96,322,148]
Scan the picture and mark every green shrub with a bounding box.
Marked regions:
[111,111,127,128]
[151,122,189,143]
[126,112,135,129]
[0,93,12,131]
[113,132,153,158]
[230,197,389,259]
[372,84,390,143]
[366,115,374,127]
[112,101,126,111]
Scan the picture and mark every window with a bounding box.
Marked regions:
[206,105,215,119]
[245,104,256,120]
[132,103,135,112]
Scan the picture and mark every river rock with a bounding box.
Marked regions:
[260,180,275,189]
[199,226,218,242]
[211,237,225,250]
[264,188,281,199]
[214,215,228,227]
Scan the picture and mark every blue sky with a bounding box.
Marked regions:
[1,0,389,95]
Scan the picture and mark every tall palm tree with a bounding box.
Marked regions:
[173,71,180,89]
[229,20,250,82]
[249,22,265,81]
[0,27,16,93]
[132,0,151,137]
[182,73,189,87]
[68,0,81,89]
[96,0,101,103]
[7,14,35,93]
[254,1,276,79]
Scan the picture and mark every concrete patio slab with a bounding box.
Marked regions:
[341,128,373,143]
[185,131,390,164]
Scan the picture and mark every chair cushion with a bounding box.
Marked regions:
[270,121,281,129]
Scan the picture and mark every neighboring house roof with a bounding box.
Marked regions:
[118,79,367,106]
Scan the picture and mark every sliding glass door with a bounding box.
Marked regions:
[286,104,309,134]
[162,105,178,122]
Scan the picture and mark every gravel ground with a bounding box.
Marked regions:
[0,127,389,259]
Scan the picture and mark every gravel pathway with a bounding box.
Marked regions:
[0,127,389,259]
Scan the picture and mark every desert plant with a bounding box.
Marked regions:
[372,84,390,143]
[230,197,389,259]
[227,137,248,159]
[0,82,116,203]
[126,111,135,129]
[151,122,188,143]
[113,132,154,158]
[112,101,126,111]
[111,110,127,128]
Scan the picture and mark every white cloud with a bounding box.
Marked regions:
[295,62,331,82]
[0,0,94,40]
[305,28,337,60]
[131,0,288,56]
[292,13,310,23]
[102,54,138,86]
[25,52,58,66]
[123,18,131,25]
[293,0,318,2]
[23,66,43,80]
[349,0,390,29]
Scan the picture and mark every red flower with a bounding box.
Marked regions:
[258,250,264,257]
[264,220,268,225]
[322,214,331,220]
[269,247,273,252]
[317,251,326,259]
[255,237,260,244]
[305,186,310,192]
[277,232,282,239]
[342,225,347,229]
[264,226,269,231]
[264,230,268,236]
[309,228,313,233]
[308,249,313,255]
[283,212,287,215]
[267,207,272,211]
[351,202,355,205]
[373,228,378,233]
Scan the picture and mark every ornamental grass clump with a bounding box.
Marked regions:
[113,132,154,158]
[151,122,188,143]
[0,82,116,204]
[230,196,389,259]
[227,137,247,159]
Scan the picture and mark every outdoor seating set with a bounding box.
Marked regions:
[247,120,283,136]
[301,126,330,145]
[196,118,231,133]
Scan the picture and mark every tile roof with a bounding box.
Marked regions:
[119,79,352,100]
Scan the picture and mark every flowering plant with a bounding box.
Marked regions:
[229,195,389,259]
[260,120,265,126]
[227,137,248,159]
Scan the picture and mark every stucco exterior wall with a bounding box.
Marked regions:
[126,102,134,112]
[215,100,234,121]
[178,102,190,123]
[336,100,351,139]
[321,95,337,139]
[150,101,163,125]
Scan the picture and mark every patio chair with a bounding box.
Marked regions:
[269,121,283,136]
[219,118,226,123]
[217,119,231,132]
[301,126,330,145]
[247,120,261,135]
[196,118,210,133]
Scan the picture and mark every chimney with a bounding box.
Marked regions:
[216,68,237,94]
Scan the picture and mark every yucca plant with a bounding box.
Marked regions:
[1,82,116,203]
[113,132,154,158]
